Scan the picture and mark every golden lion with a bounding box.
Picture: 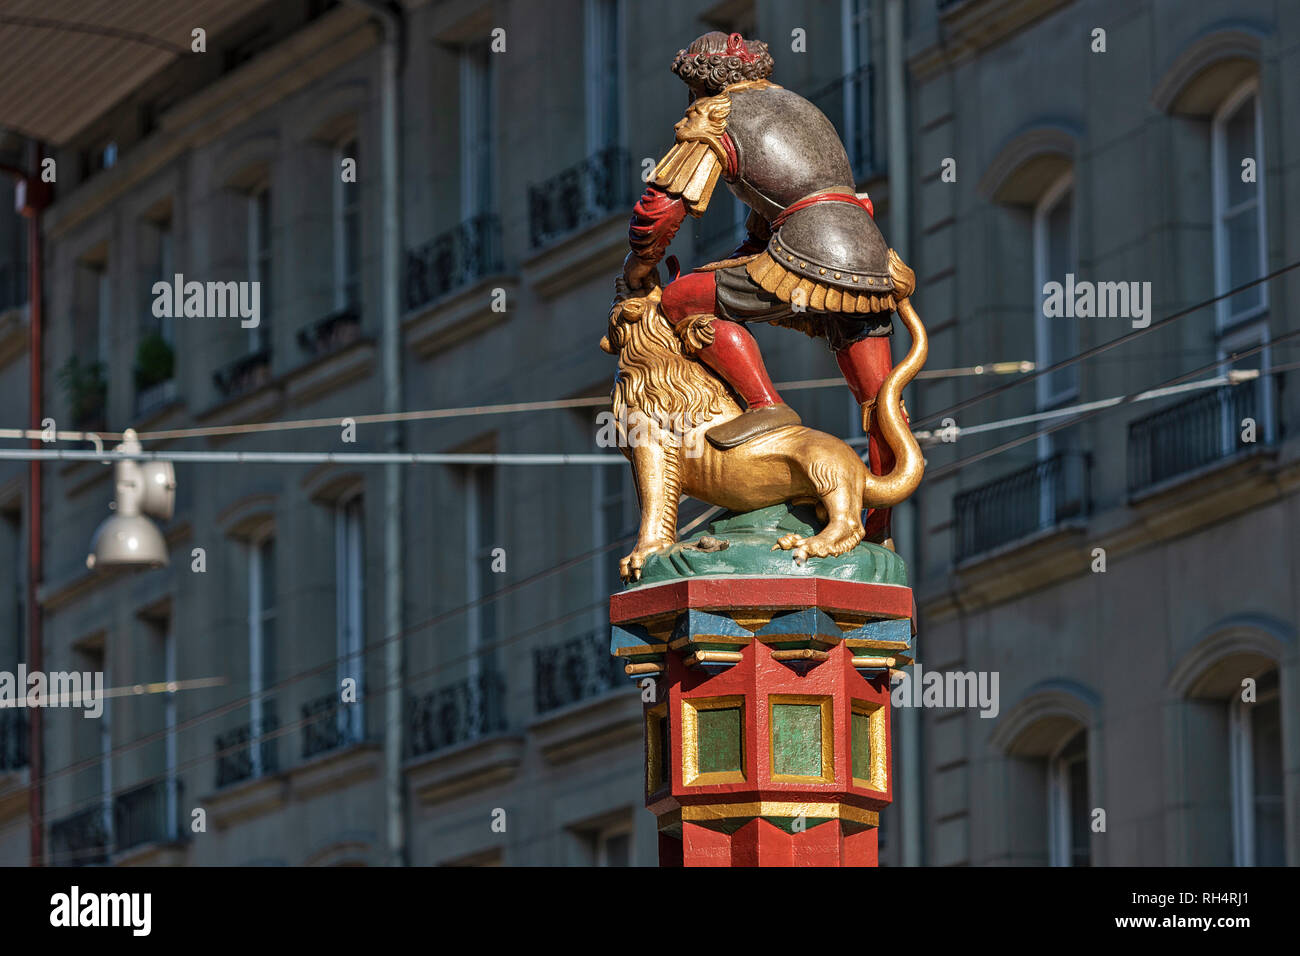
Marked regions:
[600,250,929,582]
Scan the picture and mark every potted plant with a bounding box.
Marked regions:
[133,331,174,392]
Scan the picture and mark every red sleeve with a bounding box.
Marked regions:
[629,185,687,264]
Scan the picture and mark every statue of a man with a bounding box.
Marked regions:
[624,31,905,543]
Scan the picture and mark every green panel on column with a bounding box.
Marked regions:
[773,703,822,776]
[697,706,742,774]
[851,710,871,780]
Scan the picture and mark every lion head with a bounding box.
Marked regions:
[601,288,733,427]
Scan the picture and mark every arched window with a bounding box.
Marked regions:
[1048,729,1090,866]
[989,682,1098,865]
[1229,668,1284,865]
[1166,620,1289,865]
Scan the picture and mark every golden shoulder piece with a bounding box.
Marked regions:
[652,92,732,216]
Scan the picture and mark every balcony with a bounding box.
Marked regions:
[407,669,506,759]
[0,708,27,772]
[534,630,626,715]
[297,306,362,360]
[405,214,502,314]
[212,347,273,401]
[113,778,185,853]
[527,146,637,250]
[806,64,878,181]
[1128,384,1272,496]
[49,805,111,866]
[214,705,279,789]
[953,451,1091,563]
[301,693,361,760]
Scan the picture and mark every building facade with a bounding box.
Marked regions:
[0,0,1294,866]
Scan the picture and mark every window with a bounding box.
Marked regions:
[1033,172,1082,521]
[75,642,113,853]
[1048,730,1090,866]
[465,466,498,670]
[153,219,175,343]
[1033,172,1079,411]
[584,0,622,153]
[96,266,111,368]
[248,187,272,351]
[1212,80,1272,440]
[1,508,22,668]
[249,535,277,777]
[141,613,180,842]
[460,42,495,220]
[335,496,364,741]
[334,138,361,312]
[1212,80,1267,330]
[1230,669,1284,866]
[591,822,632,866]
[840,0,872,175]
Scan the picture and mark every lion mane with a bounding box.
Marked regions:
[601,291,733,428]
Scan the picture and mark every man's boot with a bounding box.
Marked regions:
[836,335,901,546]
[694,318,801,449]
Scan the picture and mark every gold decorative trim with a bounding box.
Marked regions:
[770,649,830,662]
[680,801,878,827]
[681,695,747,786]
[652,91,731,216]
[768,694,835,784]
[624,662,664,676]
[682,650,744,668]
[850,656,896,669]
[747,251,897,314]
[694,252,761,272]
[851,699,889,792]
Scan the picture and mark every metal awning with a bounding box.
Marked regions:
[0,0,270,146]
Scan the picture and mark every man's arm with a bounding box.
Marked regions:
[624,92,733,289]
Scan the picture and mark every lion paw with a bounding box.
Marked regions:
[620,540,672,583]
[773,525,864,565]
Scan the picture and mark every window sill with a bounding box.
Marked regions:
[528,686,641,764]
[521,210,628,299]
[404,732,524,806]
[202,738,381,829]
[403,274,517,359]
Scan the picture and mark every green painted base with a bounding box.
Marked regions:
[633,503,908,587]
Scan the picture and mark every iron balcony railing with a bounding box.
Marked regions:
[527,146,637,249]
[534,629,627,715]
[407,669,506,759]
[212,346,273,400]
[0,707,27,772]
[49,805,111,866]
[114,778,185,852]
[214,704,279,788]
[953,451,1092,562]
[1128,383,1272,495]
[301,692,361,760]
[806,64,878,181]
[297,306,362,359]
[405,213,502,313]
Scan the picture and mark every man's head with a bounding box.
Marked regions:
[671,31,773,97]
